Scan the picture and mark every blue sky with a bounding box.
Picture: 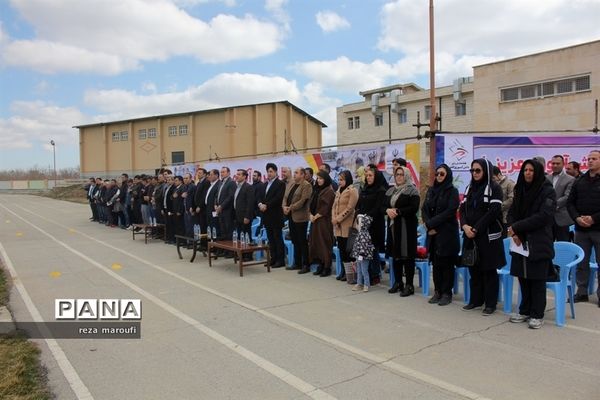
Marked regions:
[1,0,600,171]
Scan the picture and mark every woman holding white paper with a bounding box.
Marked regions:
[507,159,556,329]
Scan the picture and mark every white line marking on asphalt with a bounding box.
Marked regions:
[6,201,494,400]
[0,202,337,400]
[0,242,94,400]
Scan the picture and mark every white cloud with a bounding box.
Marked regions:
[265,0,291,32]
[83,73,303,120]
[2,0,284,74]
[294,57,396,93]
[315,11,350,33]
[378,0,600,57]
[0,101,85,150]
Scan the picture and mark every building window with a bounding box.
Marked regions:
[179,125,188,136]
[398,109,407,124]
[148,128,157,138]
[168,126,177,137]
[424,105,432,121]
[374,114,384,127]
[112,132,120,142]
[500,74,591,102]
[120,131,128,141]
[348,117,354,130]
[172,151,184,164]
[138,129,147,140]
[455,102,466,116]
[354,116,360,129]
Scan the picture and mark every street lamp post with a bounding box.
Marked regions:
[50,140,56,188]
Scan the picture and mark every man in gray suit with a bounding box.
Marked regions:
[550,155,575,241]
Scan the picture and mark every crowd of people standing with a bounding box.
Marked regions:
[83,149,600,329]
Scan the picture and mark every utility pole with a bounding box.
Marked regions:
[427,0,438,184]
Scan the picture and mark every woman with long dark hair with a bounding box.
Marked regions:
[459,159,506,315]
[385,166,420,297]
[308,170,336,277]
[332,170,359,282]
[507,160,556,329]
[356,168,387,285]
[422,164,460,306]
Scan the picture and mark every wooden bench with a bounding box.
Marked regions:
[132,224,165,244]
[175,234,208,262]
[208,241,271,276]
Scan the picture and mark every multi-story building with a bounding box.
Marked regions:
[337,40,599,147]
[76,101,326,177]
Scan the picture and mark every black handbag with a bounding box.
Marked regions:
[346,227,358,254]
[460,240,478,267]
[345,215,359,254]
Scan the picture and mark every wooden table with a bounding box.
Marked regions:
[207,241,271,276]
[132,224,165,244]
[175,234,208,262]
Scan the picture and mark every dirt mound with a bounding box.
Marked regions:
[39,184,88,204]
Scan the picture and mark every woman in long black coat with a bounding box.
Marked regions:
[356,168,387,284]
[507,159,556,329]
[309,171,336,277]
[459,158,506,315]
[422,164,460,306]
[385,166,420,296]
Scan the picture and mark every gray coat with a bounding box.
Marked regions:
[549,171,574,227]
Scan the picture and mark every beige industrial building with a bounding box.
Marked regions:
[76,101,326,177]
[337,40,600,146]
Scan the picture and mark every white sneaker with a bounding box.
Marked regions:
[509,313,529,323]
[363,286,369,292]
[352,284,363,291]
[528,318,543,329]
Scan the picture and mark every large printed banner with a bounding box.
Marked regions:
[168,142,421,186]
[436,134,600,193]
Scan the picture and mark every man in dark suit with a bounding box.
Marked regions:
[171,176,186,238]
[162,175,175,244]
[215,166,236,243]
[193,168,210,247]
[204,169,221,240]
[259,163,286,267]
[550,155,575,241]
[182,173,196,239]
[252,170,265,236]
[85,177,98,221]
[233,169,255,245]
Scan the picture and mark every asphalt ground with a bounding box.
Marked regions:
[0,194,599,400]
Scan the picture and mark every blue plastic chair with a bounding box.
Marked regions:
[497,238,513,314]
[333,246,343,277]
[587,248,598,295]
[547,241,584,327]
[454,234,471,304]
[388,257,430,296]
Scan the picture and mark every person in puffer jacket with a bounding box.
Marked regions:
[351,214,375,292]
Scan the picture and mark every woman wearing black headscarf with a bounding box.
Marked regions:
[459,158,506,315]
[385,166,420,296]
[332,170,359,282]
[507,160,556,329]
[422,164,460,306]
[308,170,336,277]
[356,167,387,284]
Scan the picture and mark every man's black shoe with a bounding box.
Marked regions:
[298,266,310,274]
[573,294,589,303]
[286,265,300,270]
[271,262,285,268]
[462,303,481,311]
